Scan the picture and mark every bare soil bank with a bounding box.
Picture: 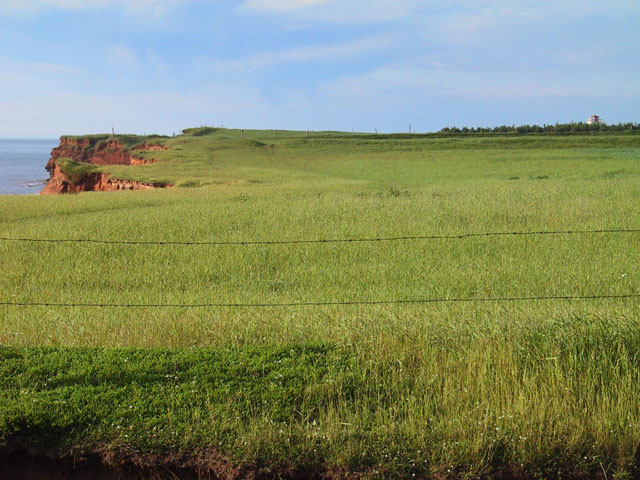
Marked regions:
[1,452,606,480]
[41,163,171,194]
[47,138,166,168]
[0,451,362,480]
[2,449,622,480]
[41,138,172,194]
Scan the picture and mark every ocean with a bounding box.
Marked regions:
[0,139,58,195]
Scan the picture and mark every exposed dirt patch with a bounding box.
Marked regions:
[0,451,362,480]
[0,449,612,480]
[133,142,170,152]
[41,163,173,195]
[47,139,163,172]
[48,140,128,169]
[130,157,157,166]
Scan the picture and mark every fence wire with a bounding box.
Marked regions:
[2,228,639,308]
[1,228,639,246]
[1,293,639,309]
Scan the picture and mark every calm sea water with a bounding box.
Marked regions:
[0,139,58,195]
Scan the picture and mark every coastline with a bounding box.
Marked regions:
[0,138,57,195]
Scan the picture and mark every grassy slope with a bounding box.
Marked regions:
[1,131,640,478]
[54,157,99,182]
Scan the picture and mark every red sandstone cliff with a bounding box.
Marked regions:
[41,162,171,195]
[41,137,172,194]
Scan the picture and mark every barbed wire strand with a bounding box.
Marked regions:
[1,228,639,246]
[1,293,638,309]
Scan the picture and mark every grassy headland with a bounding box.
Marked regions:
[1,129,640,478]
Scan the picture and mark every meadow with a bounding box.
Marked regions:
[1,129,640,478]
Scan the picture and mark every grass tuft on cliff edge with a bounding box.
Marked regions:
[61,133,170,152]
[55,157,99,183]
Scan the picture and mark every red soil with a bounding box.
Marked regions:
[40,163,172,195]
[41,138,172,194]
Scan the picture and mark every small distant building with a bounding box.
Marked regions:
[587,115,601,125]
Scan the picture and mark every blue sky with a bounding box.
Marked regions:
[0,0,638,137]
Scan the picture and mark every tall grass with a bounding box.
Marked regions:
[1,132,639,477]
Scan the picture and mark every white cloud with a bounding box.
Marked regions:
[4,61,79,74]
[278,36,393,61]
[206,35,394,73]
[239,0,424,24]
[322,52,640,100]
[105,46,140,69]
[241,0,330,12]
[436,0,639,35]
[0,62,80,93]
[0,0,185,16]
[240,0,639,25]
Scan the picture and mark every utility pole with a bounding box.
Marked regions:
[409,124,411,134]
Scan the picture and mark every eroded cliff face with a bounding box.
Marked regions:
[42,138,172,194]
[41,162,170,195]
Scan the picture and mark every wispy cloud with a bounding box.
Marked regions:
[435,0,640,36]
[239,0,424,24]
[239,0,639,26]
[1,0,638,134]
[324,56,640,100]
[0,0,185,16]
[239,0,637,25]
[199,35,395,74]
[4,61,79,74]
[105,45,140,69]
[241,0,330,12]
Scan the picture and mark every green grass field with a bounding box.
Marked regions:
[1,130,640,478]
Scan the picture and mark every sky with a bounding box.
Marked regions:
[0,0,638,137]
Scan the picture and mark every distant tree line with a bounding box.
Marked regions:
[438,122,639,135]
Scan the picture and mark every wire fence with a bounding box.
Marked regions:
[1,228,639,246]
[1,293,639,309]
[2,227,639,309]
